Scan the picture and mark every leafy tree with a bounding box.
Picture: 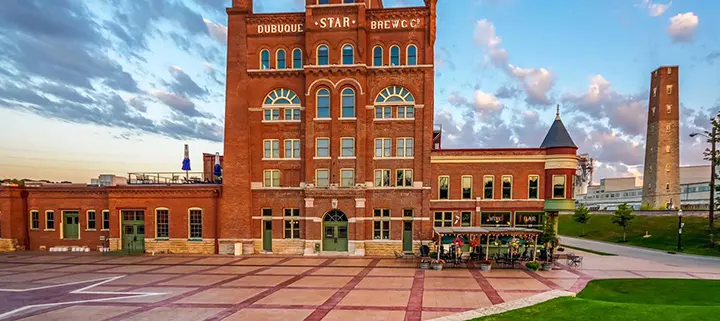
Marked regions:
[612,203,635,242]
[573,205,591,237]
[539,216,559,263]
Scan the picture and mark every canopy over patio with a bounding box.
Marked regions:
[433,227,544,263]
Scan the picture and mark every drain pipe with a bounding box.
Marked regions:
[214,188,221,254]
[20,190,30,251]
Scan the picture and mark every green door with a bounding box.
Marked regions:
[402,221,413,253]
[122,210,145,253]
[63,212,79,239]
[322,210,348,252]
[263,220,272,251]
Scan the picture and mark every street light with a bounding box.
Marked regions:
[690,128,716,248]
[677,209,684,252]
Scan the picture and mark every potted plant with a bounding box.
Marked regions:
[479,259,493,271]
[419,258,431,270]
[538,219,560,271]
[525,261,540,271]
[430,259,445,270]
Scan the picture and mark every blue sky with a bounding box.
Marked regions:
[0,0,718,183]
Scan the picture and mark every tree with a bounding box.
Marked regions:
[539,215,559,263]
[612,203,635,242]
[573,205,591,237]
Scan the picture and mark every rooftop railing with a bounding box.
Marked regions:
[127,172,221,185]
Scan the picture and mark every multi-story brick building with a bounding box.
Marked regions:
[0,0,578,255]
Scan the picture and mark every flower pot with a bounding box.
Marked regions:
[419,262,431,270]
[480,264,492,271]
[541,263,553,271]
[432,263,443,270]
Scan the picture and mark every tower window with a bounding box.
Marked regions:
[390,45,400,66]
[316,88,330,118]
[373,46,383,66]
[407,45,417,65]
[667,67,672,75]
[276,49,286,69]
[653,87,657,97]
[666,104,672,114]
[666,145,670,153]
[666,183,670,190]
[342,44,354,65]
[666,85,673,95]
[292,48,302,69]
[260,49,270,69]
[318,0,329,4]
[317,45,329,65]
[341,88,355,118]
[666,124,671,133]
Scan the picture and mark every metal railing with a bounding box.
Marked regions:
[127,172,220,185]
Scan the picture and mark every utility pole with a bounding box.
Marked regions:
[710,126,716,248]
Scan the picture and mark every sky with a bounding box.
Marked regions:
[0,0,718,184]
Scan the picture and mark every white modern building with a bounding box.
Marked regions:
[576,165,715,210]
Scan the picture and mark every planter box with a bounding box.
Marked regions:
[480,264,492,272]
[432,264,443,270]
[419,262,430,270]
[541,263,553,271]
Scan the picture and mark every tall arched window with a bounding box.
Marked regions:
[317,89,330,118]
[276,49,286,69]
[292,48,303,69]
[260,49,270,69]
[341,88,355,118]
[342,44,354,65]
[390,45,400,66]
[407,45,417,66]
[373,46,383,66]
[317,45,329,65]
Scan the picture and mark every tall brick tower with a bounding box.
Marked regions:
[642,66,680,209]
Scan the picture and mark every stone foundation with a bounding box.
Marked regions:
[109,238,121,251]
[365,240,403,256]
[0,239,19,252]
[251,239,305,254]
[145,239,215,254]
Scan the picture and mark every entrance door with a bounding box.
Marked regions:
[402,221,413,253]
[322,210,348,252]
[63,212,79,239]
[263,220,272,251]
[121,210,145,253]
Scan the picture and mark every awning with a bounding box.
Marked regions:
[433,226,542,237]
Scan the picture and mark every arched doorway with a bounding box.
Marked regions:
[322,210,348,252]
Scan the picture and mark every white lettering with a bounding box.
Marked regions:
[344,17,350,28]
[410,19,419,28]
[371,21,377,30]
[320,18,327,28]
[392,20,400,28]
[255,23,304,34]
[401,20,408,28]
[370,18,422,30]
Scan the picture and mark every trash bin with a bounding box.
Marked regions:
[234,243,242,256]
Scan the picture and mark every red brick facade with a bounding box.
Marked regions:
[0,0,578,255]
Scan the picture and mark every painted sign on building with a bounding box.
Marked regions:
[371,18,422,30]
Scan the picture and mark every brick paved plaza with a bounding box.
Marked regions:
[0,252,719,321]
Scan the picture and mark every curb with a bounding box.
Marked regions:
[426,290,576,321]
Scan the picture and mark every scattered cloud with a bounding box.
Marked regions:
[667,12,699,43]
[638,0,672,17]
[707,51,720,64]
[203,18,228,45]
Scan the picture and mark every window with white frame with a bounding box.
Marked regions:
[484,176,494,199]
[341,88,355,118]
[390,45,400,66]
[342,44,354,65]
[285,139,301,159]
[438,175,449,199]
[374,169,391,187]
[316,169,329,187]
[341,138,355,157]
[502,176,512,199]
[30,210,39,229]
[46,211,55,230]
[340,169,355,187]
[276,49,286,69]
[156,209,169,238]
[407,45,417,65]
[317,88,330,118]
[260,49,270,69]
[284,108,301,120]
[553,175,566,199]
[264,139,280,159]
[189,209,202,239]
[102,210,110,230]
[666,85,673,95]
[375,138,391,157]
[317,45,329,65]
[284,208,300,239]
[396,169,413,187]
[375,106,392,119]
[264,109,280,121]
[397,106,414,118]
[263,170,280,187]
[373,46,383,66]
[87,210,96,230]
[373,209,390,239]
[396,138,413,157]
[375,86,415,122]
[434,211,452,227]
[316,138,330,157]
[292,48,302,69]
[461,176,473,199]
[666,104,672,114]
[528,175,539,199]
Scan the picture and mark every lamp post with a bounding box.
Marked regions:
[690,128,716,248]
[677,209,684,252]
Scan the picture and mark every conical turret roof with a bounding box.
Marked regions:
[540,105,577,149]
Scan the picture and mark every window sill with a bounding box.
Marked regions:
[338,156,357,160]
[30,228,39,231]
[373,157,414,160]
[338,117,357,121]
[313,117,331,121]
[262,158,301,161]
[261,158,283,161]
[44,229,55,232]
[85,229,97,232]
[262,120,301,123]
[155,237,169,241]
[374,118,415,121]
[313,157,331,160]
[188,238,204,242]
[101,229,110,232]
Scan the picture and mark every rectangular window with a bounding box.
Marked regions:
[46,211,55,230]
[375,138,391,157]
[397,106,414,118]
[316,169,329,187]
[528,175,539,199]
[653,87,657,97]
[284,108,301,120]
[396,169,414,187]
[375,106,392,119]
[341,169,355,187]
[30,211,39,229]
[484,176,494,199]
[102,210,110,230]
[396,138,413,157]
[665,145,670,153]
[553,175,566,199]
[87,210,96,230]
[373,209,390,240]
[189,209,202,239]
[263,139,280,159]
[502,176,512,199]
[461,211,472,227]
[515,212,542,228]
[438,175,449,199]
[316,138,330,157]
[666,85,673,95]
[263,170,280,187]
[461,176,473,199]
[284,139,301,159]
[482,212,511,226]
[284,208,300,239]
[403,209,414,217]
[374,169,391,187]
[156,209,169,238]
[341,138,355,157]
[262,208,272,216]
[666,104,672,114]
[434,211,452,227]
[264,109,281,121]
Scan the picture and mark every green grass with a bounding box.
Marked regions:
[560,245,616,256]
[559,214,720,257]
[471,279,720,321]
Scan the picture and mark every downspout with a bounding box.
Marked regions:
[20,190,29,251]
[214,188,220,254]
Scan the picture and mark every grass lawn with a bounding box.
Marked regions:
[558,214,720,257]
[472,279,720,321]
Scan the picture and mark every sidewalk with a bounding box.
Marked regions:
[560,236,720,268]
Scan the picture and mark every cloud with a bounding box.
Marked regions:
[494,85,521,99]
[507,65,555,106]
[165,65,208,99]
[203,18,228,45]
[667,12,699,43]
[151,90,209,118]
[638,0,672,17]
[707,51,720,64]
[447,90,504,120]
[434,109,515,148]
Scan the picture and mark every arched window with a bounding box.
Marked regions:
[317,88,330,118]
[375,86,415,120]
[407,45,417,66]
[318,0,329,4]
[260,49,270,69]
[341,88,355,118]
[317,45,329,65]
[390,45,400,66]
[292,48,303,69]
[373,46,383,66]
[276,49,286,69]
[264,88,301,105]
[375,86,415,104]
[342,44,354,65]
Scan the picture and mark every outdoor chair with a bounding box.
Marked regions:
[568,255,583,268]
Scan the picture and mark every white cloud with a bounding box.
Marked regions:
[473,20,502,49]
[473,90,503,113]
[203,18,228,45]
[667,12,699,43]
[639,0,672,17]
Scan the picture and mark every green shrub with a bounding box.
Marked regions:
[526,262,540,271]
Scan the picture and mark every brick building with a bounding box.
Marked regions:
[0,0,578,255]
